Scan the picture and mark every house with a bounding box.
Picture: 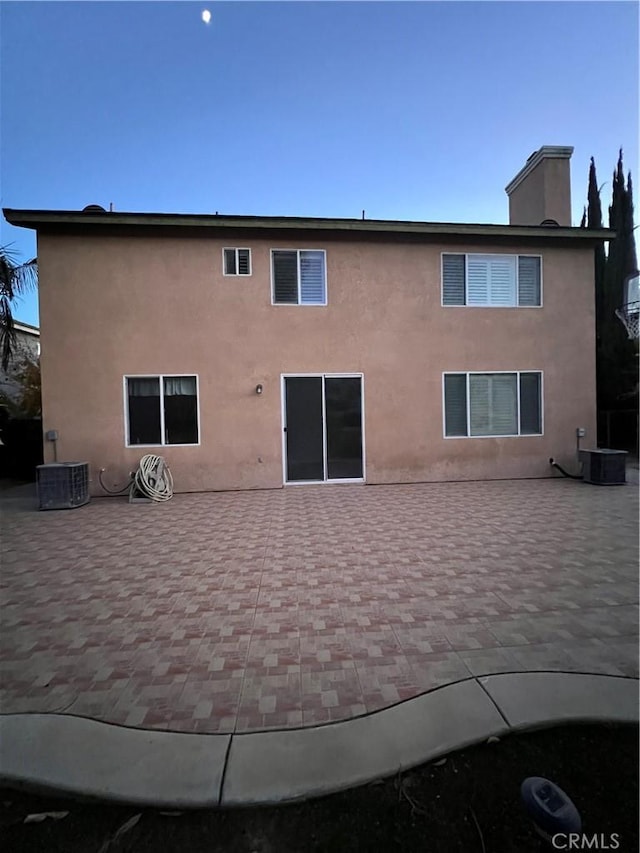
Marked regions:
[2,146,613,494]
[0,320,40,407]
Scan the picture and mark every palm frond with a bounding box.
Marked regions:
[0,295,17,373]
[0,246,38,371]
[0,246,38,299]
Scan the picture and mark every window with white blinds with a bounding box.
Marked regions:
[443,372,542,437]
[223,248,251,276]
[272,249,327,305]
[442,254,542,306]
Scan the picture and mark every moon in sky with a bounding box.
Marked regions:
[202,10,211,25]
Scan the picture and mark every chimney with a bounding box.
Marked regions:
[505,145,574,226]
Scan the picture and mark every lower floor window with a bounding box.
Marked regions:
[126,375,199,445]
[444,371,542,437]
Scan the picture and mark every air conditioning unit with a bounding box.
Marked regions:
[579,449,628,485]
[37,462,90,510]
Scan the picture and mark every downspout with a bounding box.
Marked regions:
[549,428,586,479]
[549,458,583,480]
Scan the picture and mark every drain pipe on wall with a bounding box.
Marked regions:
[549,458,583,479]
[549,428,586,480]
[575,426,586,462]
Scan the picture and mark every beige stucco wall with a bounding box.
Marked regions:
[36,231,596,494]
[508,157,573,226]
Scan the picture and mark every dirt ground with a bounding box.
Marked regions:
[1,723,637,852]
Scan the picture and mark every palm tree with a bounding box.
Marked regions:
[0,247,38,372]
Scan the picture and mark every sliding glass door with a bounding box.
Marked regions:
[283,375,364,482]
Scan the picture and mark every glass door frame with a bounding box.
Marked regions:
[280,373,366,485]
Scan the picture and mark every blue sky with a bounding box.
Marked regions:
[1,1,638,326]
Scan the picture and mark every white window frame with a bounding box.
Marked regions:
[271,249,328,306]
[222,247,252,277]
[441,370,544,439]
[123,373,201,448]
[440,252,543,308]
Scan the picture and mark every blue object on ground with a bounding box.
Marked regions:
[521,776,582,838]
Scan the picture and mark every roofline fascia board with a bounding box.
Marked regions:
[2,209,614,241]
[13,322,40,335]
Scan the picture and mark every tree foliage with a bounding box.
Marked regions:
[0,247,38,372]
[0,350,41,419]
[585,150,638,415]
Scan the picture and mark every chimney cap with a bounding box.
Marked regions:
[505,146,574,195]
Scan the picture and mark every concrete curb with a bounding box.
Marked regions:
[479,672,640,729]
[222,678,506,805]
[0,714,230,808]
[0,673,637,808]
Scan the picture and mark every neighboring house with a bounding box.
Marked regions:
[3,146,613,494]
[0,321,40,406]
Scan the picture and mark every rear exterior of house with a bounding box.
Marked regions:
[3,147,612,494]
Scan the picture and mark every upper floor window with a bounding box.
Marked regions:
[272,249,327,305]
[442,254,541,307]
[223,248,251,276]
[126,375,199,446]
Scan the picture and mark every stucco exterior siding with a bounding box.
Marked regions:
[36,232,596,494]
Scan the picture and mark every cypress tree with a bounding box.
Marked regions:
[623,171,637,278]
[588,158,606,363]
[588,157,603,229]
[596,149,638,416]
[606,151,626,308]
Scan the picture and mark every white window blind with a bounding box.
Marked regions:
[272,249,326,305]
[467,255,516,307]
[488,373,518,435]
[466,256,489,304]
[442,253,541,306]
[300,251,326,303]
[444,372,541,437]
[489,256,517,306]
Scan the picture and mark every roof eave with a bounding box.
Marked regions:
[2,209,615,241]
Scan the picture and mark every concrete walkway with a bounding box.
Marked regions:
[1,672,637,806]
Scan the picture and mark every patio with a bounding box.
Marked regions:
[1,477,638,734]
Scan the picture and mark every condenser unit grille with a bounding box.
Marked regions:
[37,462,90,510]
[579,449,628,486]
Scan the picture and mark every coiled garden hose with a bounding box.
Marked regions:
[131,454,174,501]
[99,455,174,501]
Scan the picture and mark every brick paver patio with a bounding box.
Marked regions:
[1,478,638,734]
